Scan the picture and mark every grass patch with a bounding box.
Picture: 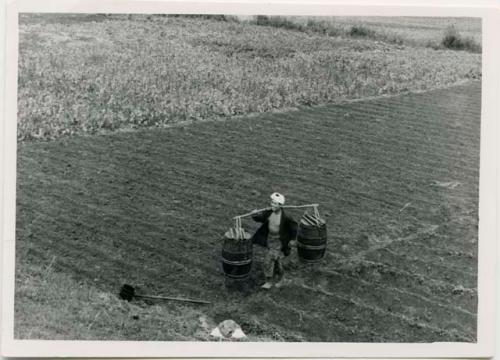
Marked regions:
[348,25,374,37]
[14,261,224,340]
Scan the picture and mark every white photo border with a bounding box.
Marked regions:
[1,0,498,357]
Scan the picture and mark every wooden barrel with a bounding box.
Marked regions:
[297,217,327,263]
[221,228,253,279]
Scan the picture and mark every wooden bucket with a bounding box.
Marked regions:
[297,212,327,263]
[221,227,253,279]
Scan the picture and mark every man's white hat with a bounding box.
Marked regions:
[270,192,285,205]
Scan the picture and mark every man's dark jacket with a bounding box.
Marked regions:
[251,209,298,256]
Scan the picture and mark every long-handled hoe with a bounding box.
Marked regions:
[119,284,210,305]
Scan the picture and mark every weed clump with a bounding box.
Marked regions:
[349,25,374,38]
[441,25,481,53]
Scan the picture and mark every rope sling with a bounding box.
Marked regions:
[229,216,247,241]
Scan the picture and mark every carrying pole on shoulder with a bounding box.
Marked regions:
[233,204,319,220]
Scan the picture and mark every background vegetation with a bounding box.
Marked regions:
[248,16,481,51]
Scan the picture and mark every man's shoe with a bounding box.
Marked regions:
[261,282,273,290]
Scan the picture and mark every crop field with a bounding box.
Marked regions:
[15,80,480,341]
[18,14,481,140]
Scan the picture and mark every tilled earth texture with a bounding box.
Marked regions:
[15,81,480,342]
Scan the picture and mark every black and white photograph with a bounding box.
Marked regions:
[1,0,498,357]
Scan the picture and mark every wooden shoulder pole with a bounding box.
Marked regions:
[232,204,319,219]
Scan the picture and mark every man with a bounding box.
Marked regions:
[251,193,297,289]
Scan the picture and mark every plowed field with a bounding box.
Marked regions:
[15,81,480,342]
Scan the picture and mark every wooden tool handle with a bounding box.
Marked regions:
[136,294,210,304]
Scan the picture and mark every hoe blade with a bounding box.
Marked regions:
[119,284,135,301]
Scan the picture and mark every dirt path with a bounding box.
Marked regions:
[15,81,480,341]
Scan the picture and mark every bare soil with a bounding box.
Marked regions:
[15,81,480,341]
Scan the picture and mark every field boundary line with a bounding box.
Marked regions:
[16,80,481,144]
